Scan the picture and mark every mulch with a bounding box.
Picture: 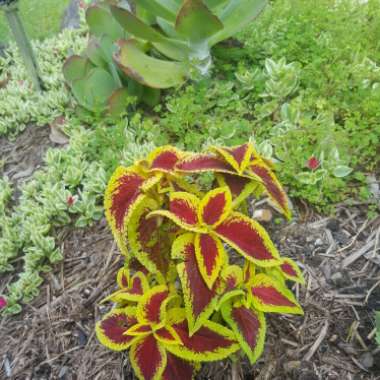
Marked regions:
[1,127,380,380]
[0,205,379,379]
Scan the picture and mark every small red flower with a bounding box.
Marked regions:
[307,156,320,171]
[67,196,75,207]
[0,296,7,309]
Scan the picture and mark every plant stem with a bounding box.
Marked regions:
[231,361,242,380]
[4,4,43,92]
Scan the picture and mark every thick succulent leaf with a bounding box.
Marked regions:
[279,258,305,284]
[173,233,219,335]
[96,307,138,351]
[130,334,167,380]
[167,319,239,361]
[176,153,234,173]
[86,4,125,40]
[128,197,172,275]
[250,274,303,315]
[114,39,188,89]
[149,192,201,231]
[104,167,146,256]
[216,173,257,207]
[194,233,225,289]
[221,303,266,364]
[71,68,117,112]
[211,143,253,174]
[175,0,223,43]
[163,352,194,380]
[107,87,130,117]
[85,38,107,68]
[209,0,268,46]
[147,146,183,173]
[63,55,92,83]
[215,212,281,267]
[199,187,231,227]
[137,285,170,324]
[136,0,177,22]
[249,161,291,219]
[204,0,228,10]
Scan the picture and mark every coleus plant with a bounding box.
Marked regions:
[96,143,304,379]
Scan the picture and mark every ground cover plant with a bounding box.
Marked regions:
[96,143,304,379]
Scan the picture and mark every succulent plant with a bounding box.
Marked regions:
[111,0,268,88]
[63,0,267,114]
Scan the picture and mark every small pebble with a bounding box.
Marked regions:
[315,238,323,246]
[359,352,374,369]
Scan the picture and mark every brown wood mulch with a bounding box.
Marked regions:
[0,203,379,380]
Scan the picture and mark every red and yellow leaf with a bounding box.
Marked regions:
[147,146,183,173]
[221,265,243,292]
[279,258,305,284]
[96,307,138,351]
[137,285,170,325]
[199,187,232,228]
[117,267,130,289]
[104,166,146,255]
[214,212,281,267]
[216,173,257,207]
[249,162,291,219]
[173,233,219,335]
[154,326,182,345]
[166,319,239,361]
[250,274,303,315]
[194,233,226,289]
[128,197,172,276]
[221,303,266,364]
[175,153,234,173]
[163,353,195,380]
[126,323,152,336]
[130,334,167,380]
[211,143,253,174]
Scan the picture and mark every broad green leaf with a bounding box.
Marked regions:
[209,0,268,46]
[111,5,189,61]
[333,165,352,178]
[135,0,177,22]
[86,4,125,41]
[141,87,161,107]
[63,55,92,83]
[72,68,117,112]
[175,0,223,44]
[114,39,188,89]
[204,0,228,11]
[107,88,130,117]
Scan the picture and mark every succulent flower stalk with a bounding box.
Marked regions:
[1,0,43,91]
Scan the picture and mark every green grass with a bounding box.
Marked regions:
[0,0,70,43]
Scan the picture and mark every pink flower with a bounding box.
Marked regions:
[67,195,75,207]
[307,156,320,171]
[0,296,7,309]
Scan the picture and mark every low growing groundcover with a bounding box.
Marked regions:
[0,0,379,378]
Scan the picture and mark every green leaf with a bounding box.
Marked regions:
[296,172,316,185]
[135,0,177,22]
[111,5,189,60]
[209,0,268,45]
[114,39,188,89]
[86,4,125,41]
[72,68,118,112]
[175,0,223,44]
[333,165,352,178]
[63,55,92,83]
[107,87,130,117]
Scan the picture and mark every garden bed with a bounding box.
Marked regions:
[1,132,379,378]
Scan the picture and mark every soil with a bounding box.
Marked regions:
[1,127,380,380]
